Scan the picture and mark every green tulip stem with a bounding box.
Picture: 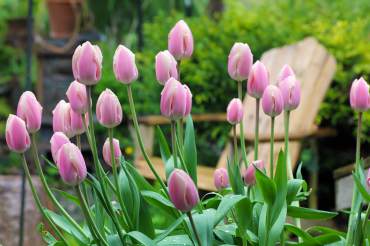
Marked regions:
[108,128,133,229]
[30,133,87,239]
[233,125,239,165]
[76,134,81,149]
[75,185,108,246]
[270,116,275,178]
[21,154,67,243]
[254,98,260,160]
[363,203,370,237]
[126,84,168,195]
[187,212,202,246]
[171,120,178,169]
[237,81,248,167]
[346,112,363,245]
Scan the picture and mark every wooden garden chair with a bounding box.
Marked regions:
[134,37,337,191]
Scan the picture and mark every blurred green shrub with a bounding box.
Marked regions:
[96,0,369,165]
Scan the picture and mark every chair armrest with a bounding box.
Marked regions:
[137,113,227,125]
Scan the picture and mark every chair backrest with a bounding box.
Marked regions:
[236,37,336,141]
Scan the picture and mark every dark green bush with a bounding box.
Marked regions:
[96,0,370,165]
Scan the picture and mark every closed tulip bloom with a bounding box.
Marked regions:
[278,64,295,82]
[227,98,243,125]
[113,45,138,84]
[168,20,193,60]
[50,132,70,163]
[183,84,192,116]
[72,41,102,85]
[214,168,229,190]
[160,78,188,119]
[350,77,370,111]
[57,143,87,185]
[16,91,43,133]
[66,81,88,114]
[70,110,88,136]
[155,50,178,85]
[102,138,122,166]
[278,75,301,111]
[52,100,73,138]
[228,42,253,81]
[247,61,269,99]
[262,85,284,117]
[5,114,31,153]
[96,89,122,128]
[244,160,264,186]
[168,169,199,212]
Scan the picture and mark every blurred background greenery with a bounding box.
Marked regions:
[0,0,369,210]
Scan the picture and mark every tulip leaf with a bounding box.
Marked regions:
[157,235,193,245]
[154,213,186,243]
[284,223,316,242]
[286,179,306,204]
[156,126,171,163]
[214,194,251,227]
[287,205,338,220]
[227,158,244,195]
[255,167,276,205]
[352,171,370,202]
[187,209,216,246]
[184,115,198,184]
[123,231,156,246]
[125,161,155,192]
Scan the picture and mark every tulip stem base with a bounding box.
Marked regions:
[21,154,66,243]
[238,81,248,167]
[127,84,168,195]
[187,212,202,246]
[254,98,260,160]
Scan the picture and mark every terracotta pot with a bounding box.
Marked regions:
[46,0,83,39]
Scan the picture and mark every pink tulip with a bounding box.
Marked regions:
[52,100,73,138]
[278,75,301,111]
[214,168,229,190]
[113,45,138,84]
[247,61,269,99]
[66,81,88,114]
[262,85,283,117]
[160,78,190,119]
[350,77,370,112]
[16,91,43,133]
[5,114,31,153]
[168,169,199,212]
[72,41,102,85]
[57,143,87,185]
[70,110,88,136]
[278,64,295,82]
[102,138,122,167]
[228,42,253,81]
[227,98,243,125]
[168,20,193,60]
[96,89,122,128]
[155,50,178,85]
[243,160,264,186]
[50,132,70,163]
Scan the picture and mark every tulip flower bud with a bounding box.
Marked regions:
[228,42,253,81]
[168,169,199,212]
[70,110,88,136]
[57,143,87,185]
[214,168,229,190]
[113,45,139,84]
[227,98,243,125]
[155,50,178,85]
[102,138,122,167]
[262,85,284,117]
[183,85,192,117]
[278,64,295,82]
[72,41,102,85]
[247,61,269,99]
[96,89,122,128]
[349,77,370,112]
[243,160,264,186]
[5,114,31,153]
[66,81,88,114]
[278,75,301,111]
[160,78,190,119]
[50,132,70,163]
[16,91,43,133]
[52,100,73,138]
[168,20,193,60]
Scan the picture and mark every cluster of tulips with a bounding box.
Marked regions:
[5,19,370,246]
